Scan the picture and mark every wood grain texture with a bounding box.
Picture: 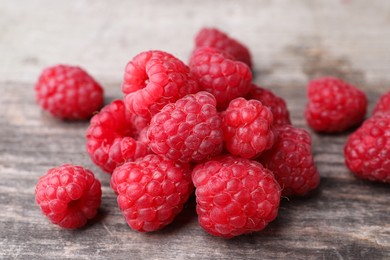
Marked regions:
[1,0,390,259]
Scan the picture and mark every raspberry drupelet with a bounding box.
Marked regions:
[259,124,320,196]
[246,84,291,125]
[86,100,149,173]
[111,154,194,232]
[147,91,224,163]
[35,164,102,229]
[35,64,104,120]
[344,113,390,183]
[221,97,275,159]
[189,47,252,110]
[305,77,367,133]
[194,27,252,68]
[122,50,199,119]
[192,155,281,238]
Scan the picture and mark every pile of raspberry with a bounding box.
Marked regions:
[34,27,389,238]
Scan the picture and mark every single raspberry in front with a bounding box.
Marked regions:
[373,90,390,116]
[192,155,281,238]
[258,124,320,196]
[35,164,102,229]
[35,64,104,120]
[305,77,367,133]
[147,91,223,163]
[194,27,252,68]
[189,47,252,110]
[110,154,194,232]
[86,100,149,173]
[122,50,199,119]
[246,84,291,125]
[221,97,274,159]
[344,113,390,183]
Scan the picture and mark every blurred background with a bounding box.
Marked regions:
[1,0,390,89]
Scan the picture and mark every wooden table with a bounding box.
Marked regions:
[1,1,389,259]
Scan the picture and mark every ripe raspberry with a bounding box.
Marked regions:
[194,27,252,68]
[344,114,390,183]
[122,50,199,118]
[189,47,252,110]
[192,155,281,238]
[258,125,320,196]
[246,84,291,125]
[373,90,390,116]
[35,164,102,229]
[221,97,274,159]
[35,65,104,120]
[305,77,367,133]
[147,91,223,163]
[110,154,193,232]
[86,100,149,173]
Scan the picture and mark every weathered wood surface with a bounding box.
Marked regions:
[1,0,390,259]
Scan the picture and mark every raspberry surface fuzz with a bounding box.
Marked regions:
[221,97,274,159]
[344,114,390,183]
[35,164,102,229]
[122,50,199,119]
[147,91,223,163]
[111,154,193,232]
[189,47,252,110]
[259,125,320,196]
[305,77,367,133]
[192,155,281,238]
[35,65,104,120]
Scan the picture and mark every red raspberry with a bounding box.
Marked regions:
[344,114,390,183]
[86,100,149,173]
[246,84,291,125]
[194,27,252,68]
[305,77,367,133]
[35,164,102,229]
[35,65,104,120]
[189,47,252,110]
[129,112,150,135]
[221,97,274,159]
[110,154,193,232]
[122,50,199,119]
[258,125,320,196]
[192,155,281,238]
[147,91,223,163]
[373,90,390,116]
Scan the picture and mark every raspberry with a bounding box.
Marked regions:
[110,154,194,232]
[147,91,223,163]
[35,164,102,229]
[192,155,281,238]
[122,50,199,118]
[373,90,390,116]
[344,114,390,183]
[189,47,252,110]
[258,125,320,196]
[246,84,291,125]
[305,77,367,133]
[86,100,149,173]
[194,27,252,68]
[35,65,104,120]
[221,97,274,159]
